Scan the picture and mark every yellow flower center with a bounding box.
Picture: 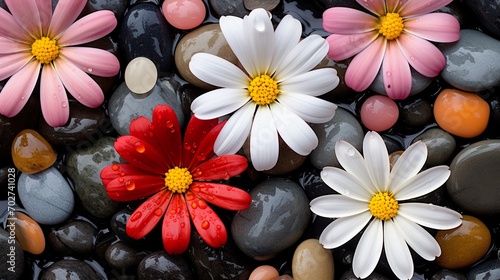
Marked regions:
[248,74,280,105]
[31,37,60,64]
[368,192,399,220]
[164,167,193,194]
[378,13,404,40]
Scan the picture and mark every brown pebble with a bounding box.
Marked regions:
[14,212,46,255]
[11,129,56,174]
[292,239,334,280]
[244,0,280,11]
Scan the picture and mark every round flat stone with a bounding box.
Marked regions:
[292,239,334,280]
[11,129,56,174]
[162,0,206,30]
[360,95,399,132]
[124,57,158,94]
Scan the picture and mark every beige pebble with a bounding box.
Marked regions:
[292,239,334,280]
[249,265,280,280]
[124,57,157,94]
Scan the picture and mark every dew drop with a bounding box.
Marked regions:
[88,68,93,73]
[130,211,142,222]
[197,153,206,161]
[154,208,163,216]
[216,225,221,230]
[61,101,67,108]
[170,128,175,133]
[198,200,207,209]
[191,202,198,209]
[226,186,233,191]
[166,121,173,128]
[77,95,82,99]
[186,193,194,201]
[57,85,62,90]
[410,56,415,60]
[52,94,57,99]
[118,177,124,183]
[111,164,119,171]
[349,36,355,42]
[201,220,210,229]
[20,96,25,100]
[135,141,145,153]
[180,222,185,228]
[148,123,154,130]
[184,143,191,150]
[125,180,135,191]
[386,71,391,77]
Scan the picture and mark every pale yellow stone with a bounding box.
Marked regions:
[124,57,158,94]
[292,239,334,280]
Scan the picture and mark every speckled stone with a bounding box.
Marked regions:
[412,128,456,166]
[66,137,121,219]
[370,66,432,97]
[40,259,104,280]
[47,220,96,257]
[466,258,500,280]
[292,239,334,280]
[138,251,194,280]
[209,0,248,17]
[447,140,500,215]
[105,241,146,272]
[310,108,364,169]
[431,269,466,280]
[18,167,74,225]
[0,228,25,280]
[231,178,310,260]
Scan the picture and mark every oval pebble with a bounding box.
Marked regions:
[360,95,399,132]
[162,0,206,30]
[11,129,56,174]
[292,239,334,280]
[466,258,500,280]
[138,251,194,280]
[0,228,25,280]
[105,241,145,271]
[412,128,456,166]
[124,57,158,94]
[14,212,45,255]
[40,259,104,280]
[47,220,96,257]
[249,265,279,280]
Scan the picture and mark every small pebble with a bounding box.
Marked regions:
[292,239,334,280]
[162,0,206,30]
[0,228,25,280]
[138,251,194,280]
[40,259,104,280]
[124,57,158,94]
[360,95,399,131]
[244,0,280,11]
[105,241,146,271]
[11,129,56,174]
[14,212,45,255]
[466,258,500,280]
[412,128,456,166]
[249,265,279,280]
[47,220,96,257]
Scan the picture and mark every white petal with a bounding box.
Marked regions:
[394,166,451,201]
[393,215,441,261]
[363,131,390,192]
[242,8,274,75]
[269,14,302,74]
[190,88,249,120]
[320,167,373,201]
[214,102,255,155]
[319,211,372,249]
[249,106,279,171]
[275,35,329,82]
[398,203,462,230]
[384,219,414,280]
[352,219,383,279]
[389,141,427,193]
[189,53,249,88]
[310,194,369,218]
[280,68,339,96]
[277,92,337,123]
[270,102,318,155]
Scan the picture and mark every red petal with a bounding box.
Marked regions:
[182,115,218,168]
[185,190,227,248]
[191,155,248,181]
[162,193,191,254]
[115,135,169,174]
[100,163,156,186]
[105,175,165,202]
[186,120,226,170]
[190,182,251,210]
[130,116,163,148]
[152,105,182,167]
[126,190,172,239]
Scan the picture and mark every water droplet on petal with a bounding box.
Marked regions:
[154,208,163,216]
[111,164,119,171]
[198,200,207,209]
[349,36,355,42]
[386,71,391,77]
[197,153,206,161]
[125,180,135,191]
[118,177,124,183]
[180,222,185,228]
[201,220,210,229]
[347,148,356,156]
[191,202,198,209]
[184,143,191,150]
[135,141,145,153]
[130,211,142,222]
[88,68,93,73]
[61,101,67,108]
[166,121,173,128]
[20,96,25,100]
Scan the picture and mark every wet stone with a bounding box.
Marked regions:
[14,212,45,255]
[209,0,248,17]
[370,67,432,97]
[66,137,121,219]
[110,208,138,244]
[398,97,433,130]
[138,250,194,280]
[431,269,466,280]
[292,239,334,280]
[340,269,389,280]
[466,258,500,280]
[105,241,146,272]
[11,129,57,174]
[0,228,25,280]
[298,167,336,201]
[47,220,96,257]
[40,259,104,280]
[244,0,280,11]
[412,128,456,166]
[464,0,500,38]
[88,0,128,20]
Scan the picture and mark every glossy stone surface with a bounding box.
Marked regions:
[292,239,334,280]
[124,57,158,94]
[18,167,74,225]
[138,251,194,280]
[412,128,456,166]
[162,0,206,30]
[0,228,25,280]
[244,0,280,11]
[466,258,500,280]
[464,0,500,43]
[105,241,146,271]
[370,67,432,97]
[40,259,104,280]
[47,220,96,257]
[88,0,128,20]
[435,215,491,269]
[209,0,247,17]
[249,265,279,280]
[14,212,45,255]
[431,269,466,280]
[11,129,56,174]
[360,95,399,131]
[398,97,433,129]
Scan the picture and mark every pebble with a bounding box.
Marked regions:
[435,215,491,269]
[310,107,364,169]
[370,67,432,97]
[466,258,500,280]
[271,276,293,280]
[0,228,25,280]
[464,0,500,38]
[340,269,389,280]
[18,167,74,225]
[108,78,185,136]
[138,251,194,280]
[13,212,45,255]
[439,29,500,92]
[40,259,104,280]
[487,93,500,137]
[249,265,279,280]
[244,0,280,11]
[231,178,310,260]
[162,0,206,30]
[398,97,433,129]
[105,241,146,272]
[11,129,57,174]
[411,128,456,166]
[209,0,248,17]
[431,269,466,280]
[447,140,500,215]
[292,239,334,280]
[433,89,490,138]
[360,95,399,132]
[47,220,96,257]
[124,57,158,94]
[110,208,138,244]
[66,137,121,219]
[298,167,336,200]
[175,23,239,89]
[88,0,128,20]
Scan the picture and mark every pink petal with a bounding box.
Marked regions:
[382,41,411,99]
[323,8,378,34]
[400,0,453,17]
[386,0,404,13]
[5,0,42,38]
[404,13,460,43]
[53,58,104,108]
[397,33,445,77]
[48,0,87,38]
[40,64,69,127]
[0,37,30,54]
[58,11,117,46]
[326,32,378,61]
[0,61,40,117]
[355,0,386,16]
[0,52,32,80]
[0,8,32,43]
[345,36,386,92]
[60,47,119,77]
[35,0,53,35]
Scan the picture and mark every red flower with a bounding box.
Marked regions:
[100,104,251,254]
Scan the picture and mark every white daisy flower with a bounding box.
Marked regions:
[310,131,462,279]
[188,8,339,171]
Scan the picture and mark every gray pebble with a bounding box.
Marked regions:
[47,220,96,257]
[209,0,248,17]
[105,241,146,271]
[41,259,104,280]
[412,128,456,166]
[370,66,432,97]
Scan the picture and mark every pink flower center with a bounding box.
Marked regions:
[164,167,193,193]
[31,37,60,64]
[248,74,280,105]
[378,13,404,40]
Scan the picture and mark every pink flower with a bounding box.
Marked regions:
[323,0,460,99]
[0,0,120,127]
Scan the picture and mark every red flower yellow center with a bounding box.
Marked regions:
[248,74,280,105]
[165,167,193,194]
[369,192,399,220]
[378,13,404,40]
[31,36,60,64]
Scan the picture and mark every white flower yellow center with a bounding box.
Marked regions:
[248,74,280,105]
[369,192,399,220]
[31,37,60,64]
[164,167,193,193]
[378,13,404,40]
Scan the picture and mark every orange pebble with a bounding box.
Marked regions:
[11,129,57,174]
[249,265,280,280]
[433,89,489,138]
[14,212,46,254]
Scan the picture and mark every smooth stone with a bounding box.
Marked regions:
[244,0,280,11]
[439,29,500,92]
[138,251,194,280]
[162,0,206,30]
[175,23,239,89]
[464,0,500,38]
[209,0,248,17]
[47,220,96,256]
[249,265,279,280]
[0,228,25,280]
[487,93,500,137]
[39,101,109,146]
[316,58,352,101]
[11,129,57,174]
[105,241,146,271]
[431,269,466,280]
[14,212,45,255]
[298,167,336,200]
[447,140,500,215]
[412,128,456,166]
[434,89,490,138]
[340,269,389,280]
[370,66,432,97]
[399,97,433,129]
[310,107,364,169]
[231,178,310,260]
[108,77,185,136]
[110,208,137,244]
[18,167,74,225]
[66,137,121,219]
[271,276,293,280]
[435,215,491,269]
[124,57,158,94]
[88,0,128,20]
[292,239,334,280]
[119,3,176,73]
[360,95,399,132]
[466,258,500,280]
[40,259,103,280]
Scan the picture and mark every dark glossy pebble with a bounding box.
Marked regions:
[466,258,500,280]
[47,220,97,257]
[40,259,104,280]
[464,0,500,38]
[138,250,194,280]
[298,167,336,200]
[0,228,25,280]
[105,241,146,272]
[209,0,248,17]
[398,97,433,130]
[431,269,466,280]
[88,0,128,20]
